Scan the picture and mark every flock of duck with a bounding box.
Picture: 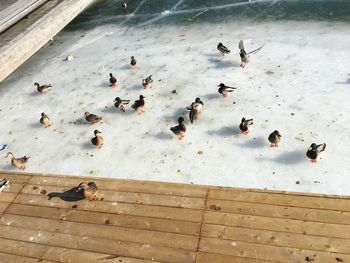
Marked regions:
[3,38,326,172]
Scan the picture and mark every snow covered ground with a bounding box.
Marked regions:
[0,18,349,195]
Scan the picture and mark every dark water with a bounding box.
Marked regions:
[66,0,350,30]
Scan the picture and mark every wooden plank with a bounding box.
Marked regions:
[201,224,350,254]
[206,199,350,225]
[0,252,54,263]
[0,237,158,263]
[0,225,196,263]
[0,192,16,203]
[2,183,26,193]
[196,252,280,263]
[0,173,31,184]
[29,175,207,198]
[1,214,198,250]
[199,237,350,263]
[208,188,350,211]
[204,211,350,239]
[14,194,203,222]
[0,202,9,215]
[7,203,200,235]
[21,184,205,209]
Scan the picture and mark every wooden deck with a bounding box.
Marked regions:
[0,171,349,262]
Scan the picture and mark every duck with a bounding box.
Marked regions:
[130,56,137,69]
[306,143,326,163]
[239,117,253,135]
[142,75,153,89]
[5,152,29,170]
[114,97,130,112]
[76,182,100,201]
[186,98,203,124]
[84,112,102,125]
[91,130,104,149]
[170,117,186,140]
[34,82,51,93]
[217,83,237,98]
[268,130,281,147]
[0,179,9,192]
[217,43,230,56]
[109,73,117,87]
[40,113,51,128]
[131,95,145,115]
[239,40,249,68]
[122,2,127,10]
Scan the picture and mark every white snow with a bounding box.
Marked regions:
[0,20,349,195]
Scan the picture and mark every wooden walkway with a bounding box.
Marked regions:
[0,172,349,262]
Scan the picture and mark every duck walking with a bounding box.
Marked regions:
[34,82,51,93]
[170,117,186,140]
[217,83,237,98]
[109,73,117,87]
[91,130,104,149]
[239,117,253,135]
[130,56,137,69]
[217,43,230,56]
[40,113,51,128]
[84,112,102,125]
[186,97,204,124]
[131,95,145,115]
[142,75,153,89]
[306,143,326,163]
[5,152,29,170]
[114,97,130,112]
[268,130,281,147]
[76,182,100,201]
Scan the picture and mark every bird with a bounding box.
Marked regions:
[122,2,127,10]
[114,97,130,112]
[0,179,9,192]
[131,95,145,115]
[268,130,281,147]
[186,98,204,124]
[306,143,326,163]
[34,82,51,93]
[142,75,153,89]
[239,117,253,134]
[76,182,100,201]
[130,56,137,69]
[84,112,102,125]
[170,117,186,140]
[109,73,117,87]
[40,113,51,128]
[217,43,230,56]
[5,152,29,170]
[91,130,104,149]
[239,40,249,68]
[217,83,237,98]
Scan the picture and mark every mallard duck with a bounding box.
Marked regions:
[239,117,253,135]
[131,95,145,115]
[34,82,51,93]
[217,83,237,98]
[40,113,51,128]
[114,97,130,112]
[306,143,326,163]
[130,56,137,69]
[5,152,29,170]
[170,117,186,140]
[186,98,203,124]
[84,112,102,125]
[142,75,153,89]
[109,73,117,87]
[217,43,230,56]
[268,130,281,147]
[76,182,100,201]
[91,130,104,149]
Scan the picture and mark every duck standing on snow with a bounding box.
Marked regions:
[186,97,204,124]
[268,130,281,147]
[217,43,230,56]
[5,152,29,170]
[130,56,137,69]
[34,82,51,93]
[131,95,145,114]
[142,75,153,89]
[217,83,237,98]
[239,40,249,68]
[84,112,102,125]
[76,182,100,201]
[114,97,130,112]
[109,73,117,87]
[40,113,51,128]
[170,117,186,140]
[306,143,326,163]
[239,117,253,135]
[91,130,104,149]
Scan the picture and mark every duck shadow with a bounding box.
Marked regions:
[172,107,187,119]
[257,150,306,165]
[120,64,131,70]
[73,118,88,126]
[29,91,40,96]
[48,186,85,202]
[29,122,42,128]
[129,83,142,91]
[207,126,235,137]
[1,163,16,171]
[207,58,239,69]
[237,137,266,149]
[203,93,219,100]
[81,141,95,150]
[152,131,173,140]
[336,78,350,85]
[203,52,220,57]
